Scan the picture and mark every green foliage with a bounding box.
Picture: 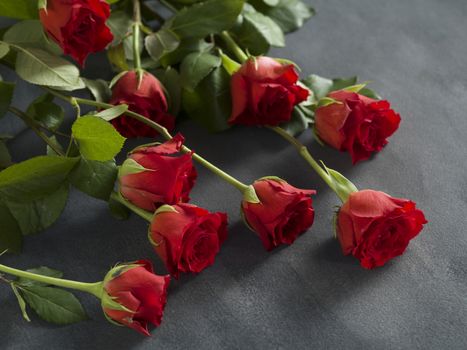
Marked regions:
[26,94,64,131]
[145,29,180,62]
[154,67,182,115]
[180,52,221,91]
[69,159,118,200]
[0,203,23,253]
[0,80,15,119]
[182,66,232,132]
[71,116,126,161]
[0,0,39,20]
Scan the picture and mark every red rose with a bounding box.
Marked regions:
[39,0,113,66]
[119,134,197,211]
[337,190,427,269]
[149,203,228,278]
[314,90,401,164]
[241,178,316,251]
[102,260,170,336]
[229,57,309,126]
[110,71,175,138]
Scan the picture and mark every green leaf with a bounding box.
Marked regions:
[107,43,129,71]
[46,136,65,156]
[0,0,39,20]
[107,10,133,44]
[302,74,333,102]
[180,52,221,91]
[72,116,126,161]
[26,97,65,131]
[6,184,69,235]
[0,42,10,59]
[359,87,381,100]
[69,159,118,200]
[94,105,128,122]
[3,20,61,55]
[167,0,245,38]
[279,106,312,136]
[11,283,31,322]
[331,76,358,91]
[0,156,78,201]
[153,67,182,116]
[18,267,63,287]
[0,80,15,119]
[10,44,85,91]
[20,285,87,325]
[145,29,180,62]
[82,78,112,103]
[232,6,285,55]
[220,53,241,75]
[159,38,213,67]
[182,66,232,132]
[0,203,23,253]
[108,197,130,220]
[0,141,12,169]
[264,0,315,33]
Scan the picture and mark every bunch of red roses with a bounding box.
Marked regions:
[0,0,426,337]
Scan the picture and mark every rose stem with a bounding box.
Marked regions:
[0,264,103,298]
[268,126,349,202]
[132,0,142,74]
[110,192,154,222]
[44,89,250,193]
[8,106,65,156]
[219,32,248,63]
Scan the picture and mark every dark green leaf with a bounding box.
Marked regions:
[0,1,39,20]
[69,159,117,200]
[0,202,22,253]
[154,67,182,116]
[27,99,65,131]
[107,11,133,44]
[167,0,245,38]
[0,141,12,169]
[0,80,15,119]
[182,66,232,132]
[145,29,180,62]
[46,136,65,156]
[18,267,63,287]
[82,78,112,103]
[331,77,358,91]
[279,106,312,136]
[0,156,78,201]
[94,105,128,122]
[264,0,315,33]
[6,184,69,235]
[159,38,213,67]
[20,285,87,325]
[0,42,10,59]
[180,52,221,91]
[71,116,126,161]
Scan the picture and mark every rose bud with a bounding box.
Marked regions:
[118,133,197,211]
[241,177,316,251]
[101,260,170,336]
[110,71,175,138]
[337,190,427,269]
[314,90,401,164]
[39,0,113,66]
[149,203,228,278]
[228,57,309,126]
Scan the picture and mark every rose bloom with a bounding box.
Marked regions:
[229,57,309,126]
[337,190,427,269]
[315,90,401,164]
[110,71,175,138]
[40,0,113,66]
[149,203,228,278]
[242,178,316,251]
[102,260,170,336]
[119,134,197,211]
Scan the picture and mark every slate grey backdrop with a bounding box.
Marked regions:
[1,0,466,349]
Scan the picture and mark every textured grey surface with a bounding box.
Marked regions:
[1,0,467,349]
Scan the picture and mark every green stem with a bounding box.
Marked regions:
[111,192,154,222]
[45,91,250,193]
[132,0,142,72]
[219,31,248,63]
[0,264,103,298]
[9,106,64,156]
[268,126,339,195]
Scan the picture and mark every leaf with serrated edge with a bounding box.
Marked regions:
[20,285,87,325]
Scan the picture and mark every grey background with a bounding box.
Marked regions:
[1,0,467,349]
